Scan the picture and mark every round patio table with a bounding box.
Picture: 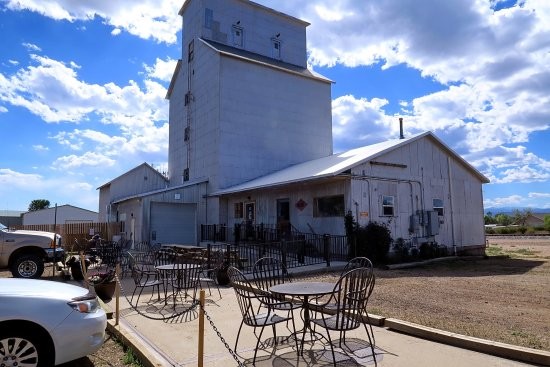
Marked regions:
[270,281,336,354]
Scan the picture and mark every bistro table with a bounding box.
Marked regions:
[155,263,201,306]
[270,281,336,354]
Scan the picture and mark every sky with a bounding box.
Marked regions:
[1,0,549,213]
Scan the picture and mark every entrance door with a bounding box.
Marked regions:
[277,199,290,239]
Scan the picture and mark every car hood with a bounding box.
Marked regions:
[0,279,91,300]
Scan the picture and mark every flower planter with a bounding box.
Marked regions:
[94,281,116,302]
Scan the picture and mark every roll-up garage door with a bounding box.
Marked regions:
[150,202,196,244]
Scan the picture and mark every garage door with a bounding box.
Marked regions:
[150,202,196,244]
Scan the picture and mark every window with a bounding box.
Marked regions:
[314,195,345,217]
[271,38,281,59]
[433,198,444,217]
[234,202,243,219]
[382,196,395,216]
[184,127,190,142]
[232,25,243,47]
[183,168,189,182]
[204,8,213,29]
[187,40,194,62]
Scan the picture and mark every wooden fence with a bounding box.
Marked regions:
[13,222,125,251]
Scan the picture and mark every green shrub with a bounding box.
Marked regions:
[355,221,392,264]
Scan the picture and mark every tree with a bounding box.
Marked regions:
[495,213,512,226]
[512,208,532,226]
[484,212,496,224]
[544,215,550,232]
[28,199,50,212]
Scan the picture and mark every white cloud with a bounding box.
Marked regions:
[32,145,49,152]
[143,58,178,83]
[22,42,41,51]
[4,0,182,44]
[528,192,550,198]
[484,195,524,207]
[0,106,7,113]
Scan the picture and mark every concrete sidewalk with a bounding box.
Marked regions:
[103,264,550,367]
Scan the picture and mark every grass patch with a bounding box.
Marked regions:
[123,348,144,366]
[486,244,539,258]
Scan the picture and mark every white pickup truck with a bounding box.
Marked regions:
[0,223,64,278]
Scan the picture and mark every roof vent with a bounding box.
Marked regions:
[399,117,405,139]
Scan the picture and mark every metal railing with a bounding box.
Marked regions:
[201,226,349,273]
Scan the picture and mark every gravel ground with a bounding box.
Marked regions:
[299,236,550,351]
[2,236,548,366]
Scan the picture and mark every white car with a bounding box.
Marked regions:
[0,278,107,366]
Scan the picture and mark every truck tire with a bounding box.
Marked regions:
[10,254,44,279]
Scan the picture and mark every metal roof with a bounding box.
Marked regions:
[211,131,490,196]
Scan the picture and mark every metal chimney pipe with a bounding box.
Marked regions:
[399,117,404,139]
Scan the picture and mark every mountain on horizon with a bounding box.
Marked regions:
[484,207,550,215]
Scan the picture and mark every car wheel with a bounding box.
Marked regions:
[0,330,54,367]
[10,254,44,279]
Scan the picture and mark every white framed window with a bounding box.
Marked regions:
[271,38,281,59]
[433,198,444,217]
[382,196,395,216]
[232,25,243,47]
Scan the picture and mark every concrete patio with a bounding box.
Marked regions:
[100,264,549,367]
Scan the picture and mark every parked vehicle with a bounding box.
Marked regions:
[0,278,107,366]
[0,223,64,278]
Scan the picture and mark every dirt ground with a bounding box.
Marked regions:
[2,236,548,366]
[300,235,550,352]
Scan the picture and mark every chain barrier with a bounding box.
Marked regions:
[93,256,245,366]
[113,271,198,321]
[198,299,246,367]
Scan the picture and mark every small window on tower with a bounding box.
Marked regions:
[188,40,194,62]
[232,25,243,47]
[183,168,189,182]
[205,8,213,29]
[272,38,281,59]
[184,127,190,142]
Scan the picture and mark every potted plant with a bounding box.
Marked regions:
[88,268,116,302]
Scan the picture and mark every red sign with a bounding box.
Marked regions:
[295,199,307,211]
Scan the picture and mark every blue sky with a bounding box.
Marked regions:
[1,0,549,213]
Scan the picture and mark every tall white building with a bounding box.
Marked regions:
[99,0,489,254]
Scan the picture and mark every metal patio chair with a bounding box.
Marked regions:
[228,266,299,364]
[127,251,164,307]
[310,266,377,366]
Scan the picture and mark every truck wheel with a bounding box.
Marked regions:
[10,254,44,279]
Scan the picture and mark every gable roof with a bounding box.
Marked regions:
[97,162,168,190]
[211,131,490,196]
[199,38,332,83]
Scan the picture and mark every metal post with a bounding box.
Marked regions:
[115,264,120,326]
[198,289,205,367]
[323,234,331,267]
[281,239,287,269]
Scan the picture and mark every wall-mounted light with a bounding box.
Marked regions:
[236,20,240,25]
[275,33,280,38]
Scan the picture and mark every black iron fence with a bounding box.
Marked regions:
[201,224,349,273]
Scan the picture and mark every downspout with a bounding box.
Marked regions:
[447,157,456,254]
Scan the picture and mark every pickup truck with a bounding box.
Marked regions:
[0,223,64,278]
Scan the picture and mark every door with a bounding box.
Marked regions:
[150,202,196,244]
[276,199,290,239]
